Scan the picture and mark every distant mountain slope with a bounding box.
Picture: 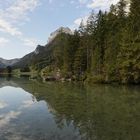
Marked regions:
[12,45,46,69]
[0,58,19,68]
[13,35,65,69]
[13,27,72,69]
[0,62,5,68]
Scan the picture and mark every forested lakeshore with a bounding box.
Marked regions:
[4,0,139,84]
[39,0,140,84]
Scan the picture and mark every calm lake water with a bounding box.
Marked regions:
[0,76,140,140]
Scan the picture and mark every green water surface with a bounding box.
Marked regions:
[0,77,139,140]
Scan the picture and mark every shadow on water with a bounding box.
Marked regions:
[0,76,140,140]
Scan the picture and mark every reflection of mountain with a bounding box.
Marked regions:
[0,77,19,88]
[0,77,140,140]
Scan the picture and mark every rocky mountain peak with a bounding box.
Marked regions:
[48,27,73,43]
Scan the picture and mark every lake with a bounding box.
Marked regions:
[0,76,140,140]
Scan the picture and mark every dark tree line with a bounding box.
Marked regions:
[50,0,140,83]
[38,0,140,84]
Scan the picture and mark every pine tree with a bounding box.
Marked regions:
[117,0,140,83]
[129,0,140,39]
[78,20,86,36]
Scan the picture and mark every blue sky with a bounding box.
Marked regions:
[0,0,119,59]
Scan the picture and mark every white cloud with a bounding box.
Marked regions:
[0,18,22,36]
[74,18,82,26]
[0,0,40,48]
[21,99,36,108]
[73,0,121,29]
[74,15,89,26]
[4,0,40,22]
[0,37,9,45]
[79,0,88,4]
[0,0,15,9]
[49,0,53,4]
[87,0,120,10]
[22,38,38,48]
[70,1,75,4]
[0,111,21,128]
[0,100,8,109]
[0,0,40,34]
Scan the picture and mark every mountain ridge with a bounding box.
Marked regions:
[0,57,20,68]
[0,27,72,69]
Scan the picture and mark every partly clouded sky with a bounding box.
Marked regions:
[0,0,119,59]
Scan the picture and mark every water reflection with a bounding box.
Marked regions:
[0,76,140,140]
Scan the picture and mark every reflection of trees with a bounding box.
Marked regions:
[21,81,140,140]
[37,84,140,140]
[1,77,140,140]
